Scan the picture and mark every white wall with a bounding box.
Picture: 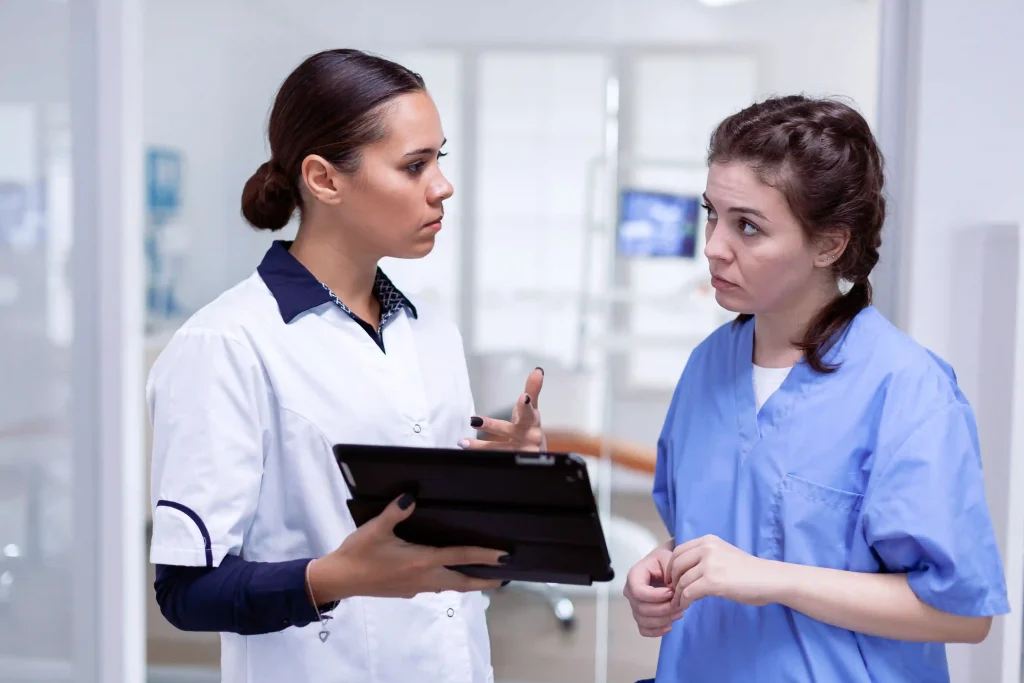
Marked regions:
[894,2,1024,681]
[142,0,881,323]
[0,1,67,104]
[902,0,1024,355]
[268,0,879,116]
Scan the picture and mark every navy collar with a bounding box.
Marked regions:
[256,240,417,324]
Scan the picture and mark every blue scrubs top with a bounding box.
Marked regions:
[653,306,1009,683]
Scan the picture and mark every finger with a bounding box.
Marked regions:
[673,564,704,609]
[673,593,695,612]
[634,599,682,619]
[673,534,712,558]
[365,493,416,534]
[468,416,521,440]
[627,578,674,604]
[677,576,709,607]
[432,545,510,568]
[513,391,541,428]
[656,549,675,581]
[669,545,703,587]
[635,613,675,629]
[639,625,672,638]
[523,367,544,409]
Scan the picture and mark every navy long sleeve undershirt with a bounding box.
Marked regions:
[154,555,337,636]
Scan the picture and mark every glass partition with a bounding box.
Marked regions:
[0,2,77,679]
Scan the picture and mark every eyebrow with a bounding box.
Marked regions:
[403,138,447,158]
[702,193,768,221]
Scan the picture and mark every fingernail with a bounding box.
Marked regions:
[498,554,512,565]
[535,366,544,376]
[500,580,511,587]
[524,395,531,405]
[470,416,483,428]
[398,493,415,510]
[457,438,470,449]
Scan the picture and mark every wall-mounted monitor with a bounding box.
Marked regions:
[617,189,700,258]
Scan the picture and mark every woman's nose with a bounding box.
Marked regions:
[704,227,730,262]
[430,173,454,203]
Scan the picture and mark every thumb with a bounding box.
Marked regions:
[366,493,416,535]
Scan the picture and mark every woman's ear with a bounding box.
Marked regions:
[300,155,345,206]
[814,229,851,268]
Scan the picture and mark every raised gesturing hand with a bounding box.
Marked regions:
[458,367,547,452]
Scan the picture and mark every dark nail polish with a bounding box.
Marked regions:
[470,416,483,428]
[535,366,544,376]
[500,580,511,587]
[524,395,531,405]
[398,493,415,510]
[498,554,512,565]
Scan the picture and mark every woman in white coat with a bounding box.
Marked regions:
[148,49,543,683]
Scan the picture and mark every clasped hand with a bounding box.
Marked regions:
[624,535,777,637]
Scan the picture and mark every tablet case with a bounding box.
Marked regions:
[333,444,615,586]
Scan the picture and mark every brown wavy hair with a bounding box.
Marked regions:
[707,95,886,373]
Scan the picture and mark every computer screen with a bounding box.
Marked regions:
[617,189,700,258]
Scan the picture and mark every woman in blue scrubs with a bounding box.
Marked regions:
[624,95,1009,682]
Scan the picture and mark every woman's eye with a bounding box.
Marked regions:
[408,152,446,175]
[701,203,717,220]
[740,220,759,236]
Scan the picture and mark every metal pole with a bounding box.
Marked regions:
[457,51,480,357]
[593,52,624,683]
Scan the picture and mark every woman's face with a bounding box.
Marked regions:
[703,161,837,316]
[309,91,454,260]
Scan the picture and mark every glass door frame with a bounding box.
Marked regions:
[69,0,147,682]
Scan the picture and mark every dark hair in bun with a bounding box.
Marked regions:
[239,49,425,231]
[240,160,297,231]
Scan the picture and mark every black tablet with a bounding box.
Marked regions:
[333,443,615,586]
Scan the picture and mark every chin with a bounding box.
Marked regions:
[714,290,746,313]
[396,238,436,260]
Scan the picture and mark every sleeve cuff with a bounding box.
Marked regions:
[150,544,210,567]
[908,570,1012,617]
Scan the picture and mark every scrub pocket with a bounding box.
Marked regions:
[770,473,863,570]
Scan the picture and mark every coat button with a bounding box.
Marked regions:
[413,424,422,433]
[447,608,454,617]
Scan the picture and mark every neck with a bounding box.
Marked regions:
[288,222,378,316]
[753,279,841,368]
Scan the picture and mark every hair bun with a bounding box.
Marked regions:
[240,160,297,231]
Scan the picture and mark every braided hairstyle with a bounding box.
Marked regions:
[707,95,886,373]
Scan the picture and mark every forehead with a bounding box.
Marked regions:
[705,161,790,216]
[375,91,444,150]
